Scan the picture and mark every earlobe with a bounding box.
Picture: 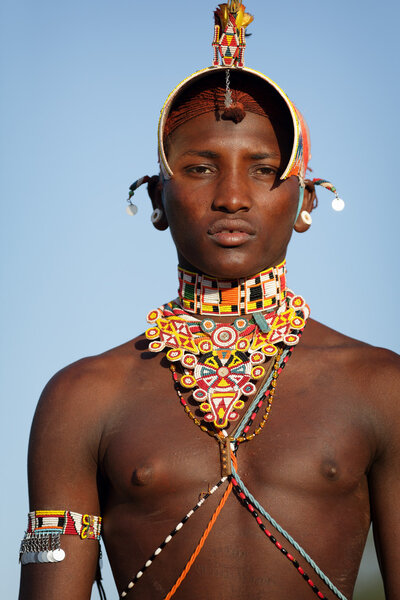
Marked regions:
[293,180,316,233]
[147,175,169,230]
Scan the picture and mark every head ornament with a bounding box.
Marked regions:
[126,2,343,215]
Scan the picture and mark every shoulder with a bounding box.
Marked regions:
[302,318,400,375]
[31,334,150,447]
[301,318,400,444]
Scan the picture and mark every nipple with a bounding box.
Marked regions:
[132,464,154,486]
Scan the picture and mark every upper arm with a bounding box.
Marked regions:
[19,361,104,600]
[367,350,400,598]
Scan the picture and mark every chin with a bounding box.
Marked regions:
[185,252,279,280]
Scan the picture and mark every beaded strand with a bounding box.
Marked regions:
[231,477,328,600]
[120,478,227,598]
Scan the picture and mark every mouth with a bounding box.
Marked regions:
[207,219,256,247]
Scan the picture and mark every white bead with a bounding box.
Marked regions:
[332,197,345,211]
[154,547,162,555]
[145,560,152,567]
[126,204,138,216]
[165,535,172,543]
[176,522,183,531]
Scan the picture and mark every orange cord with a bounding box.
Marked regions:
[163,450,237,600]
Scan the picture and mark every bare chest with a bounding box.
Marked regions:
[100,357,373,512]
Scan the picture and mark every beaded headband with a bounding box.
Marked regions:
[126,2,344,215]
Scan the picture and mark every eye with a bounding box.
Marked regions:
[252,165,278,176]
[184,164,216,175]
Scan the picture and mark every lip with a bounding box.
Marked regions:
[207,219,256,247]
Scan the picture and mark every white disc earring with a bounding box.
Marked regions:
[300,210,312,225]
[151,208,163,224]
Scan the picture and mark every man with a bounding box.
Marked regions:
[19,3,400,599]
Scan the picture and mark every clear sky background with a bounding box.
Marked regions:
[1,1,399,598]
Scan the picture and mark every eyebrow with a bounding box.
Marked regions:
[181,150,280,160]
[182,150,219,158]
[249,152,280,160]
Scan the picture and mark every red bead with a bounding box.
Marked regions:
[256,517,262,524]
[298,567,304,575]
[287,553,294,561]
[307,579,315,587]
[275,542,282,549]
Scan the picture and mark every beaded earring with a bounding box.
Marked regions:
[126,175,150,215]
[313,178,345,212]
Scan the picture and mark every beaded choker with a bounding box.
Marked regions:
[177,261,287,316]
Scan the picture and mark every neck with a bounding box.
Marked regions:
[177,261,287,317]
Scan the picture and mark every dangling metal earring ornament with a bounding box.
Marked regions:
[125,175,150,215]
[151,208,163,224]
[300,210,312,225]
[313,178,345,212]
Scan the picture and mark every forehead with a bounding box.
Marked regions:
[167,111,282,162]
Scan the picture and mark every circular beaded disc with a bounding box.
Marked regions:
[290,316,305,329]
[198,339,213,353]
[236,338,250,351]
[251,365,265,379]
[200,319,216,333]
[284,334,299,346]
[147,309,161,323]
[200,402,210,412]
[204,412,214,422]
[181,374,197,389]
[193,388,207,401]
[233,318,248,331]
[250,351,265,364]
[262,343,278,356]
[211,325,238,348]
[181,353,198,368]
[149,340,165,352]
[290,295,305,309]
[145,327,160,340]
[242,382,256,395]
[234,399,245,409]
[167,348,183,362]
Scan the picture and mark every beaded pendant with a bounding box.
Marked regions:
[146,290,309,430]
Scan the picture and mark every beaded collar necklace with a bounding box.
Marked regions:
[178,261,286,316]
[120,264,347,600]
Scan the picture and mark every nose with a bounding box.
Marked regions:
[212,167,251,213]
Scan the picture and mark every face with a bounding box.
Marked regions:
[161,110,300,279]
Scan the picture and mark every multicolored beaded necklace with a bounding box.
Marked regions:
[120,262,347,600]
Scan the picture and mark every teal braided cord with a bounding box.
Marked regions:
[231,467,348,600]
[234,349,289,439]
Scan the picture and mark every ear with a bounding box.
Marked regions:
[147,174,169,231]
[293,179,317,233]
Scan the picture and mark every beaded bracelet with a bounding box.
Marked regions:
[19,510,101,565]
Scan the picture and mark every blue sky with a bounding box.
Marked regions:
[1,1,399,597]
